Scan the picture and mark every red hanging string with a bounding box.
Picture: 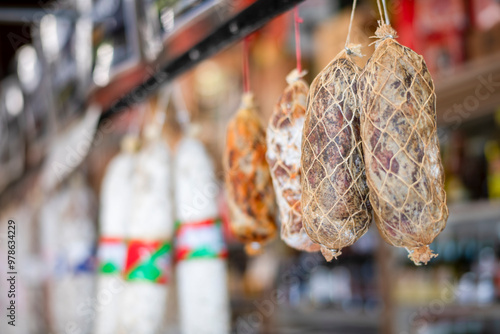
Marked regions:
[294,6,303,73]
[242,36,251,93]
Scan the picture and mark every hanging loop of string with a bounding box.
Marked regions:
[173,83,190,131]
[294,6,303,73]
[345,0,357,51]
[382,0,390,25]
[242,36,251,93]
[128,103,145,137]
[344,0,363,57]
[141,83,171,142]
[376,0,390,25]
[156,83,172,129]
[376,0,384,24]
[371,0,396,45]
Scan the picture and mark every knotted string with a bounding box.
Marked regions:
[344,0,363,57]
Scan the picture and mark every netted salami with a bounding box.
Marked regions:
[224,93,277,254]
[301,49,371,261]
[359,23,448,265]
[266,70,319,252]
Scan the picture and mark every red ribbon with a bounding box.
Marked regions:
[242,36,251,93]
[294,6,303,73]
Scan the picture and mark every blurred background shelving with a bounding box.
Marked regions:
[436,51,500,126]
[0,1,500,334]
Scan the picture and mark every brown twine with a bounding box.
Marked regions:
[376,0,390,25]
[382,0,390,25]
[370,0,397,47]
[345,0,363,57]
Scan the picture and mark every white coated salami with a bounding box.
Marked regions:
[40,174,96,334]
[174,136,230,334]
[120,124,174,334]
[266,70,320,252]
[0,204,45,334]
[95,136,137,334]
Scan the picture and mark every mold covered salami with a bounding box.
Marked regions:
[95,136,137,334]
[224,93,277,255]
[359,24,448,265]
[120,124,174,334]
[40,175,96,334]
[301,49,371,261]
[0,204,45,334]
[266,70,319,252]
[175,136,230,334]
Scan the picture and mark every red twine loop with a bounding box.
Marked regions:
[294,6,303,73]
[242,36,251,93]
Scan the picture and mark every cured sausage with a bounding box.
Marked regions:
[120,125,174,334]
[224,93,277,254]
[174,136,230,334]
[301,49,371,261]
[40,175,96,334]
[359,23,448,265]
[266,70,319,252]
[95,136,137,334]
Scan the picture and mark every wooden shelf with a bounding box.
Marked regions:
[446,200,500,226]
[435,52,500,126]
[272,306,379,334]
[410,303,500,321]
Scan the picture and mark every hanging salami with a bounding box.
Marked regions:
[224,93,277,254]
[0,203,45,334]
[174,136,230,334]
[119,124,174,334]
[301,48,371,261]
[359,21,448,265]
[40,174,96,334]
[266,69,319,252]
[95,136,137,334]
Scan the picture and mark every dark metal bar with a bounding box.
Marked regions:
[98,0,305,124]
[0,8,75,24]
[0,8,44,24]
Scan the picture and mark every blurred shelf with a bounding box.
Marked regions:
[408,303,500,321]
[436,52,500,127]
[446,200,500,226]
[395,304,500,334]
[269,306,379,334]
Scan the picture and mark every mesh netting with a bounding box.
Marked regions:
[301,50,371,261]
[359,24,448,265]
[224,93,277,255]
[266,70,320,252]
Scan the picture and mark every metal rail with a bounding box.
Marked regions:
[0,8,75,24]
[98,0,305,124]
